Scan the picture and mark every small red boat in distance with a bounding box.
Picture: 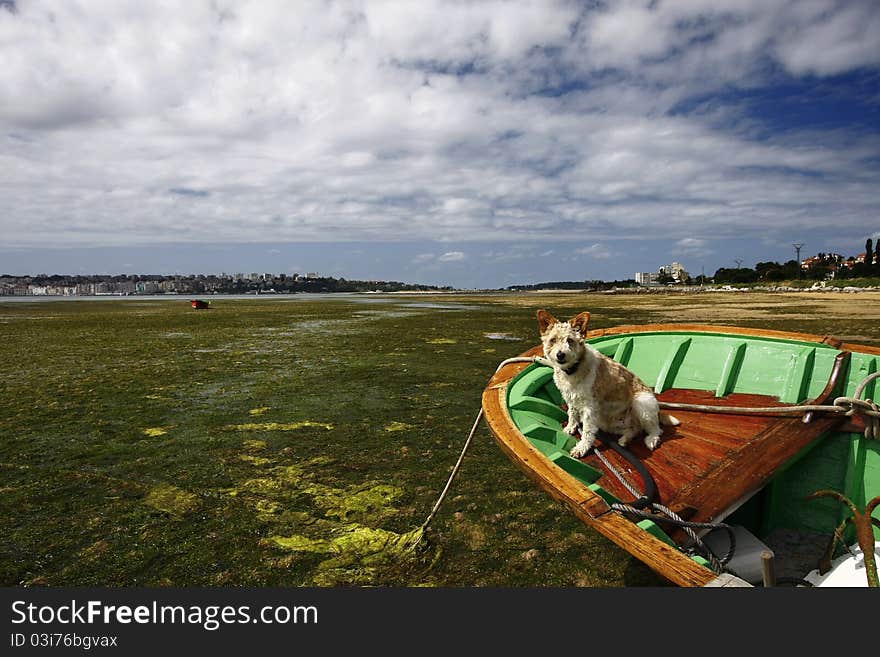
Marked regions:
[190,299,210,310]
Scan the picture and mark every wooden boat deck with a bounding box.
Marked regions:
[579,388,846,542]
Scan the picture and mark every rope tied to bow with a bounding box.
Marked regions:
[659,372,880,439]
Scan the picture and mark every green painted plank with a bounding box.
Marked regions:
[528,440,565,460]
[544,379,563,406]
[637,519,676,547]
[509,409,559,431]
[612,337,634,366]
[780,347,816,403]
[596,343,618,357]
[865,358,878,402]
[851,356,877,402]
[550,453,603,484]
[513,366,555,399]
[587,483,619,505]
[653,337,692,393]
[520,422,564,445]
[509,396,567,423]
[760,431,850,536]
[507,364,564,408]
[715,341,747,398]
[864,440,880,540]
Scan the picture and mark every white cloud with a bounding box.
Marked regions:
[575,243,614,260]
[673,237,715,258]
[0,0,876,256]
[773,2,880,76]
[437,251,465,262]
[584,4,675,70]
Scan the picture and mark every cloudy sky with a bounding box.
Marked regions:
[1,0,879,288]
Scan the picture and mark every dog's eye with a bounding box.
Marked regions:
[566,338,575,346]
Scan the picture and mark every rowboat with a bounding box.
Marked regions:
[482,323,880,587]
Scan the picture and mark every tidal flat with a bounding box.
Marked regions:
[2,291,879,587]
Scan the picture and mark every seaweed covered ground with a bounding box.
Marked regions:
[2,291,879,587]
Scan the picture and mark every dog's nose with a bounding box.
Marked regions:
[556,352,566,363]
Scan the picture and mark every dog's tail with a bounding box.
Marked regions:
[659,413,680,427]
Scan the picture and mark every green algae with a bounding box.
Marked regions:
[269,534,333,553]
[268,524,425,585]
[383,421,413,432]
[309,482,404,522]
[238,454,272,466]
[235,458,404,523]
[232,448,417,582]
[224,421,334,432]
[143,484,201,517]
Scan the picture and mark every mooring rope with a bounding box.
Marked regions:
[418,406,484,535]
[592,446,734,572]
[417,356,551,541]
[658,371,880,439]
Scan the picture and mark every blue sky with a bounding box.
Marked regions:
[1,1,879,288]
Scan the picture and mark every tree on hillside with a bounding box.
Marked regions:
[806,263,831,280]
[781,260,801,279]
[713,267,757,284]
[755,261,781,278]
[875,239,880,274]
[867,238,874,268]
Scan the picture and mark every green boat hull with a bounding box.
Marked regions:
[487,324,880,585]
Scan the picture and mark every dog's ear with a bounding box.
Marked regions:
[569,311,591,336]
[536,309,558,335]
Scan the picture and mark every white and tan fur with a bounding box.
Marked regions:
[537,309,680,459]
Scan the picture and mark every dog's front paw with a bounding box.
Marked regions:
[644,434,661,450]
[569,435,595,459]
[563,422,580,436]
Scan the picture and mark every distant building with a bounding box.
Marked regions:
[635,272,660,286]
[841,252,867,270]
[660,262,689,283]
[802,253,844,278]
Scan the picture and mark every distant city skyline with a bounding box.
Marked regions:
[1,2,878,289]
[2,238,874,290]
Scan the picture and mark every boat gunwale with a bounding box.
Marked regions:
[582,322,880,356]
[482,322,880,587]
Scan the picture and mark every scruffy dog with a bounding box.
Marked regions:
[537,309,680,458]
